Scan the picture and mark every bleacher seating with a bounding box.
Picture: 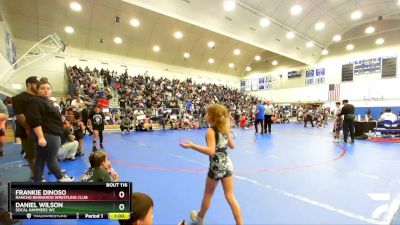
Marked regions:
[65,65,260,129]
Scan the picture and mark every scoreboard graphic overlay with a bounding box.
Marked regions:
[8,182,131,220]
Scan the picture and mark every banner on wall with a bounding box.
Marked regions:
[315,68,325,84]
[352,57,382,75]
[305,69,314,85]
[265,75,272,90]
[240,75,273,92]
[258,77,265,91]
[251,79,258,91]
[316,68,325,84]
[288,71,301,79]
[245,79,251,91]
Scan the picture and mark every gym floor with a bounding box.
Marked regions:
[1,122,400,225]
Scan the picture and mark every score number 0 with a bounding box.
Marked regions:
[118,191,126,211]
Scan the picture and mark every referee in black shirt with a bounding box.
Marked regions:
[340,99,355,144]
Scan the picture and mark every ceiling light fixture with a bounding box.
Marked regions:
[207,41,215,49]
[351,10,362,20]
[346,44,354,50]
[183,52,190,58]
[259,18,270,27]
[113,37,122,44]
[229,63,234,68]
[286,31,295,39]
[153,45,160,52]
[208,58,215,64]
[254,55,261,61]
[233,49,241,55]
[332,34,342,42]
[375,38,384,45]
[290,5,302,15]
[70,2,82,11]
[321,49,329,55]
[314,22,325,31]
[272,60,278,65]
[65,26,74,33]
[174,31,183,39]
[365,26,375,34]
[130,18,140,27]
[306,42,314,48]
[223,0,236,11]
[246,66,252,72]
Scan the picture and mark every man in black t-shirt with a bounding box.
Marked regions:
[12,76,39,177]
[340,99,355,144]
[119,97,126,113]
[89,105,105,151]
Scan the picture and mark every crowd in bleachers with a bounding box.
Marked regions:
[65,65,261,130]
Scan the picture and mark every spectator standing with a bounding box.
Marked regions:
[26,78,74,182]
[340,100,355,144]
[119,96,127,113]
[304,108,315,127]
[254,101,265,134]
[332,102,341,133]
[264,101,274,134]
[12,76,39,178]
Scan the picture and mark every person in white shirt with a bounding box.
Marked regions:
[379,108,397,122]
[264,101,274,133]
[333,102,342,116]
[332,101,341,133]
[134,109,144,117]
[49,97,62,114]
[71,96,85,112]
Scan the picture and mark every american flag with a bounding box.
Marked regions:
[328,84,340,101]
